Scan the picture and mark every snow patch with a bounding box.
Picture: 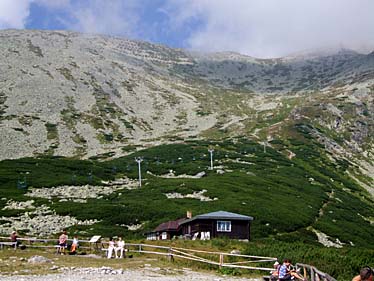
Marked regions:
[165,189,218,202]
[310,227,344,248]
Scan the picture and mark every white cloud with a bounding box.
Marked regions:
[2,0,374,58]
[62,0,140,37]
[0,0,69,29]
[165,0,374,58]
[0,0,141,38]
[0,0,31,29]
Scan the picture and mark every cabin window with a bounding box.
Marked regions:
[147,233,157,240]
[217,221,231,232]
[161,232,168,240]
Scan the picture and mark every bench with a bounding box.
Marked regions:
[0,242,16,249]
[101,247,129,258]
[55,244,67,254]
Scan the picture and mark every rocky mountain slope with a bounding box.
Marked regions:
[0,29,373,191]
[0,29,215,159]
[185,48,374,92]
[0,30,372,153]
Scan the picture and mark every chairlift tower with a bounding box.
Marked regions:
[208,149,214,170]
[264,135,272,154]
[135,157,143,187]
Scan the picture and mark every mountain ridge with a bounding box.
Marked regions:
[0,29,373,193]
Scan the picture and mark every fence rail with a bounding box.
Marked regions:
[296,263,337,281]
[125,243,276,271]
[0,237,275,271]
[0,236,335,279]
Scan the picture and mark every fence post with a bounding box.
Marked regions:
[168,247,174,262]
[219,254,224,268]
[311,267,315,281]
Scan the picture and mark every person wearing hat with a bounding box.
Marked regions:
[10,230,20,249]
[270,261,280,281]
[352,267,373,281]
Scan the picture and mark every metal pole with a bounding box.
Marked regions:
[138,161,141,187]
[208,149,214,170]
[135,157,143,187]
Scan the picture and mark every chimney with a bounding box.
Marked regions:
[186,210,192,219]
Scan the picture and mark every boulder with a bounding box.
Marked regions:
[28,255,52,264]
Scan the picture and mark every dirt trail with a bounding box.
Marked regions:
[0,267,261,281]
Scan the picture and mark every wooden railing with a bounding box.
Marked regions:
[126,243,276,271]
[0,236,275,272]
[296,263,337,281]
[0,236,92,250]
[0,236,335,279]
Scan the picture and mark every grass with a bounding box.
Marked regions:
[0,239,371,280]
[0,136,372,243]
[0,247,174,277]
[0,243,261,278]
[0,125,373,280]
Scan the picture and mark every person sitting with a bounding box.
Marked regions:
[10,231,20,249]
[270,261,280,281]
[115,237,125,258]
[279,258,306,281]
[58,230,68,255]
[352,267,373,281]
[70,235,79,254]
[107,237,115,259]
[289,263,306,280]
[279,259,292,281]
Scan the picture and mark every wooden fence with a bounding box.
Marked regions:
[0,236,92,250]
[0,236,336,279]
[296,263,337,281]
[0,236,275,271]
[126,243,276,271]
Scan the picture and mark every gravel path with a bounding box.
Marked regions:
[0,267,261,281]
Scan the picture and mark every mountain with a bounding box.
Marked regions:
[180,48,374,92]
[0,29,373,256]
[0,29,373,161]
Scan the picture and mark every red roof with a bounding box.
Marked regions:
[154,218,186,232]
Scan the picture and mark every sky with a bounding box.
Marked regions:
[1,0,374,58]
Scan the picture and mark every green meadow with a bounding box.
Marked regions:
[0,124,373,280]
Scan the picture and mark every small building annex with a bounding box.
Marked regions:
[146,218,186,240]
[146,211,253,241]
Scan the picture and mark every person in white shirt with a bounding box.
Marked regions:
[107,237,115,259]
[70,235,79,254]
[115,237,125,258]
